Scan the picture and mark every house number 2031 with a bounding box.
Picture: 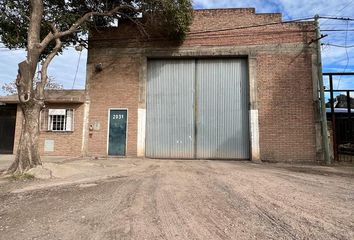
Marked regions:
[113,114,124,120]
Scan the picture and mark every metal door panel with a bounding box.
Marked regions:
[108,109,127,156]
[146,59,195,158]
[196,59,249,159]
[146,58,249,159]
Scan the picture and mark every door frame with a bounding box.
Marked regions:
[106,108,129,156]
[144,58,251,160]
[140,52,260,161]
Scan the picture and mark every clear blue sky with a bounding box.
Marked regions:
[1,0,354,95]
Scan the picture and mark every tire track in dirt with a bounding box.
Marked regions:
[162,162,263,239]
[126,170,169,240]
[156,162,239,239]
[1,160,353,240]
[155,169,203,239]
[173,161,352,239]
[0,176,143,240]
[206,162,354,240]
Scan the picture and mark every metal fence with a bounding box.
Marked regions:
[324,72,354,162]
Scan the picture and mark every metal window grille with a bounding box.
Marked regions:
[40,109,74,132]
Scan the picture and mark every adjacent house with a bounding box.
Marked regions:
[1,8,321,162]
[0,90,85,156]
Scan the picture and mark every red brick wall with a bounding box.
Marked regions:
[87,57,139,157]
[257,53,316,162]
[87,9,317,162]
[90,9,314,49]
[13,103,84,156]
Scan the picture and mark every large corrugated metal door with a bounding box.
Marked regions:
[146,60,195,158]
[196,59,249,159]
[146,58,249,159]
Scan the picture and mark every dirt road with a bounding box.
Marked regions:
[0,160,353,240]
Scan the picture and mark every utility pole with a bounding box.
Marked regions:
[314,15,331,165]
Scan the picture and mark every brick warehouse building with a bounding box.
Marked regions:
[1,8,322,162]
[84,8,320,162]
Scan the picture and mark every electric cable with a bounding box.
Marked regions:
[336,20,351,89]
[72,50,82,89]
[188,17,315,35]
[321,29,354,31]
[320,16,354,21]
[320,0,354,26]
[323,43,354,48]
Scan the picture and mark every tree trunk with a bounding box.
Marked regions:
[8,101,43,174]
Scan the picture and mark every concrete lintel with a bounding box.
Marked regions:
[145,44,307,57]
[90,43,310,60]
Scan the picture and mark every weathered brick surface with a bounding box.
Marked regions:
[87,8,317,162]
[90,9,314,49]
[257,53,316,162]
[87,57,139,157]
[13,103,84,156]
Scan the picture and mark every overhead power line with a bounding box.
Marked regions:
[188,17,315,35]
[320,0,354,25]
[188,15,354,36]
[0,15,353,50]
[315,0,354,19]
[336,20,350,89]
[321,29,354,31]
[321,23,354,25]
[187,16,354,35]
[323,43,354,48]
[320,16,354,21]
[72,50,83,89]
[329,0,354,16]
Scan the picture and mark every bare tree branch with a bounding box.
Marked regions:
[35,4,138,103]
[120,13,150,38]
[39,5,137,51]
[36,24,62,100]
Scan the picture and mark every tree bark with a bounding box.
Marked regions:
[5,1,136,174]
[8,101,43,174]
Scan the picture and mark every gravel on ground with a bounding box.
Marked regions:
[0,159,353,240]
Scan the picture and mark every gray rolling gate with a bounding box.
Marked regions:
[146,58,250,159]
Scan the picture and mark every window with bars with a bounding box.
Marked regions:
[41,109,74,132]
